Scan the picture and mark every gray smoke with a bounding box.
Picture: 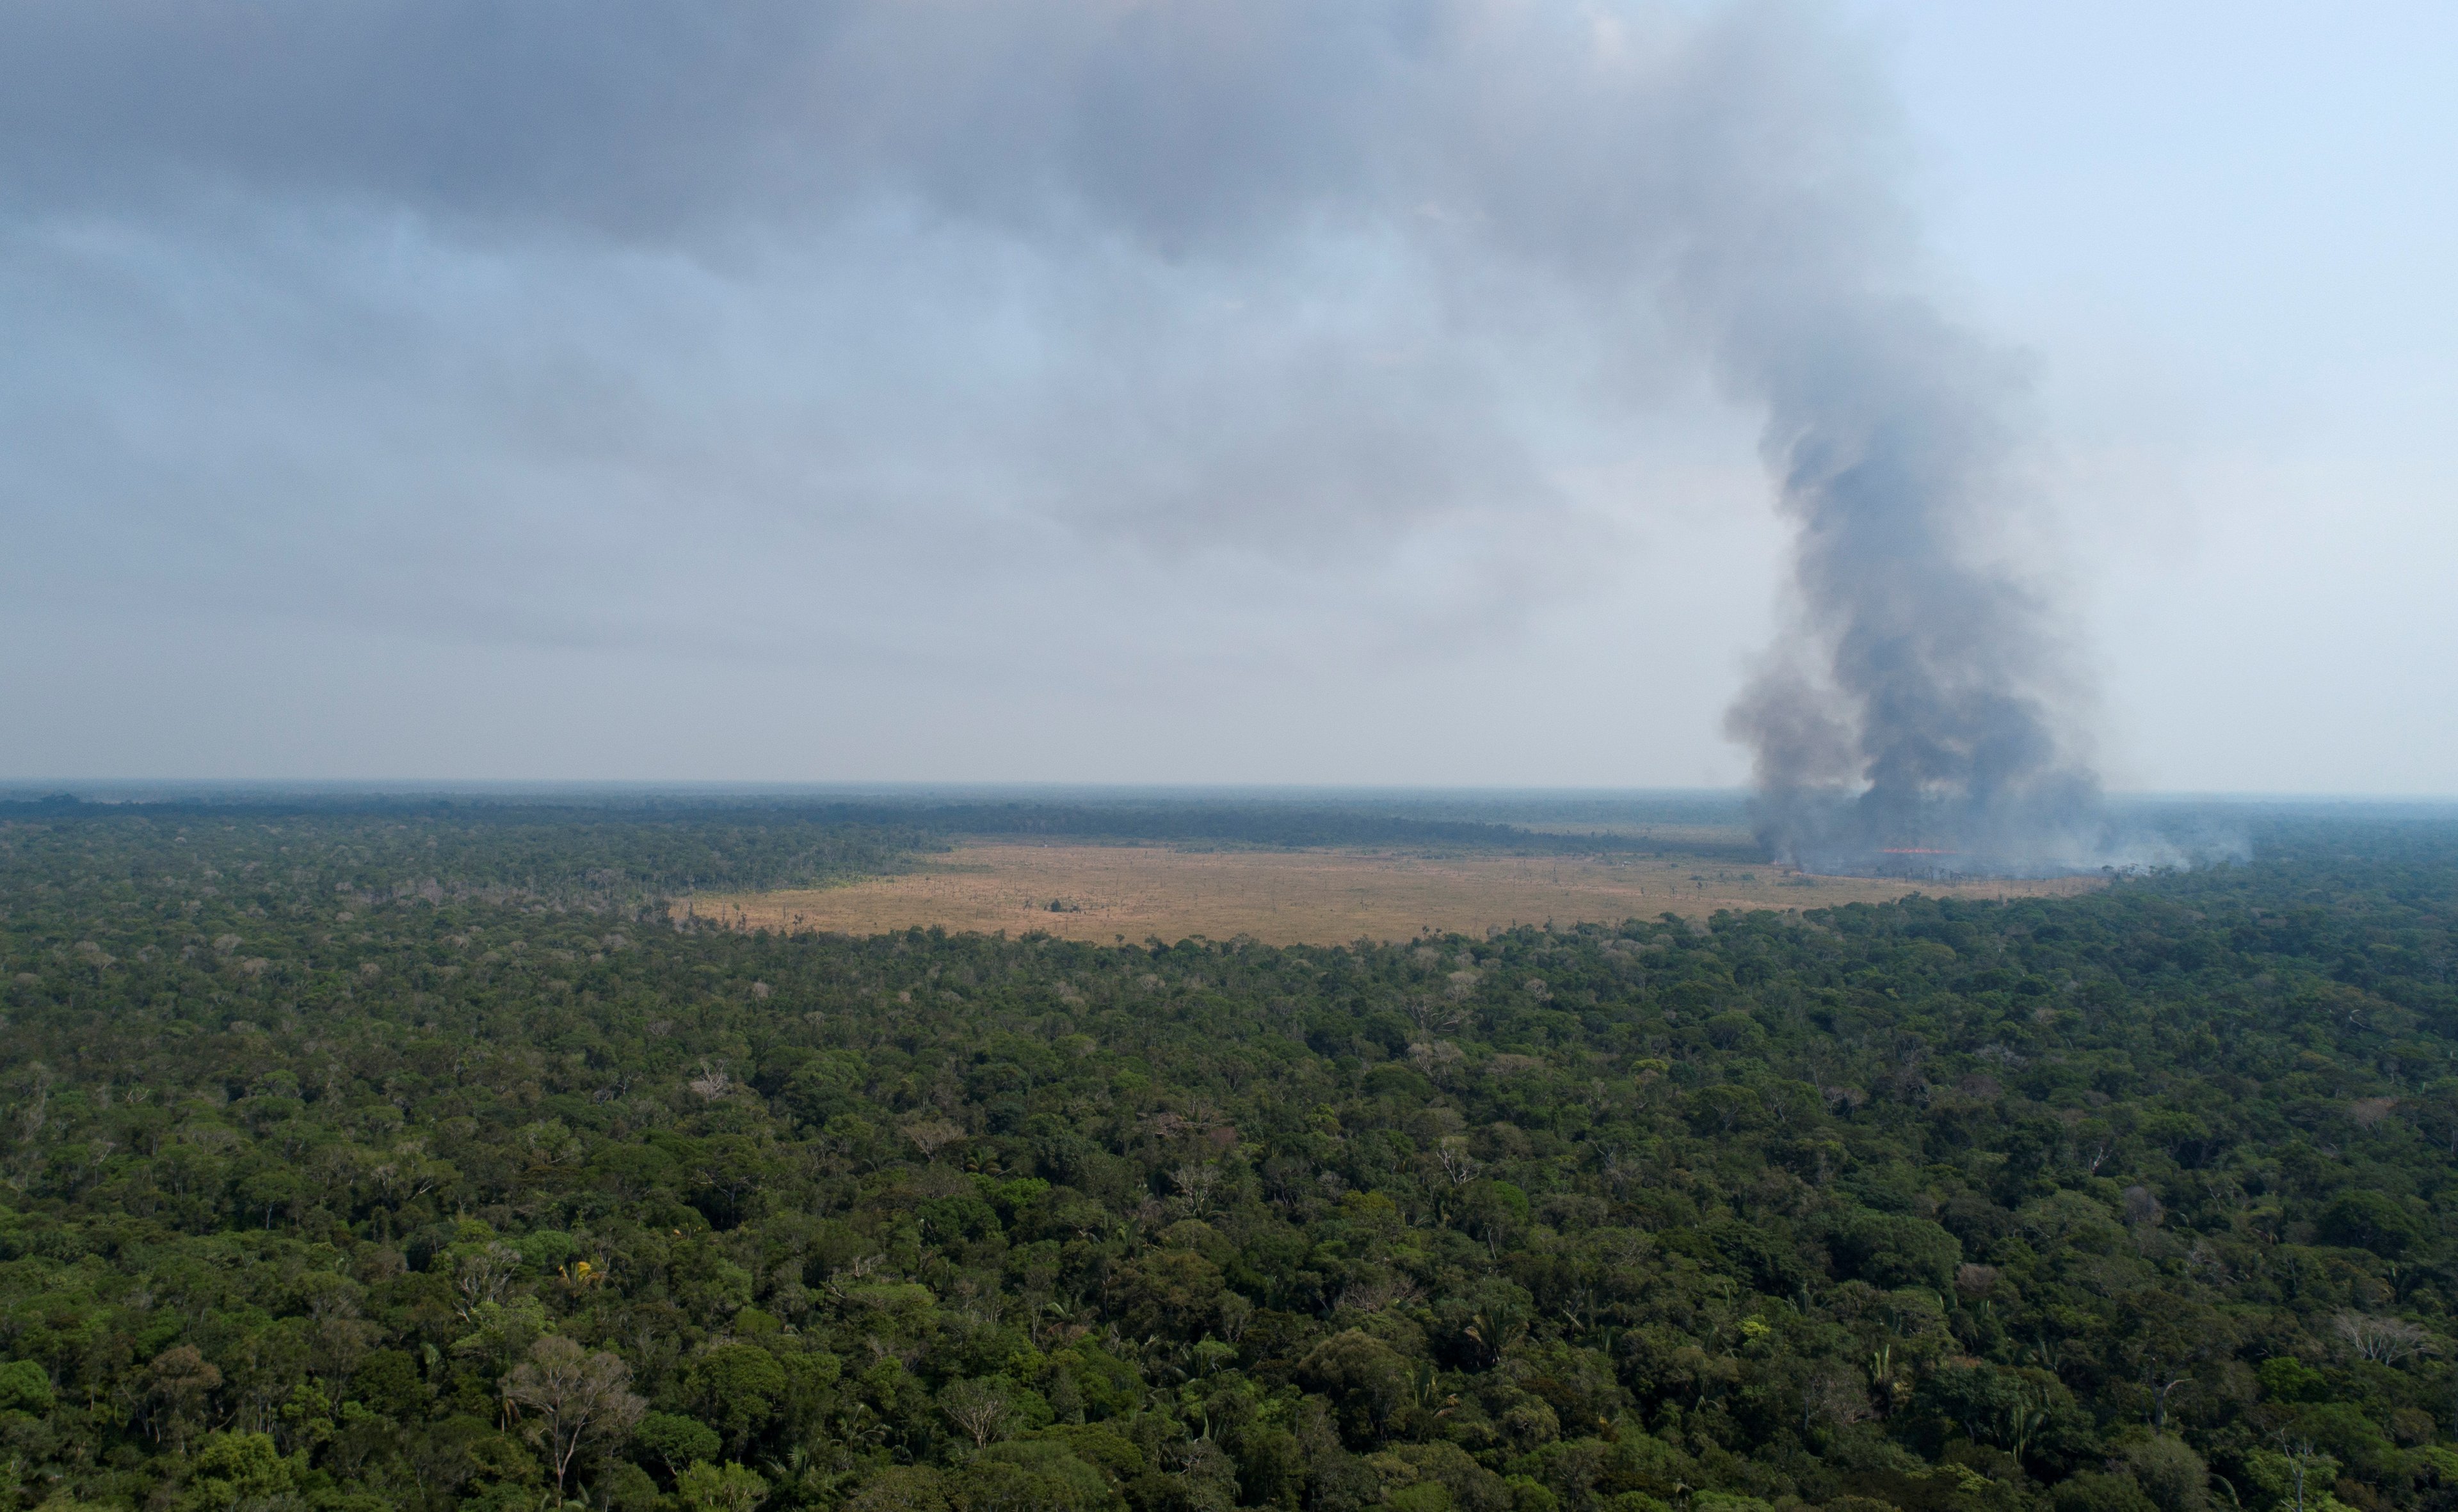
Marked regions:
[0,0,2118,841]
[1719,305,2114,877]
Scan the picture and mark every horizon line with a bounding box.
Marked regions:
[3,780,2455,807]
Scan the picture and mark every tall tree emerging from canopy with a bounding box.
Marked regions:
[502,1336,647,1502]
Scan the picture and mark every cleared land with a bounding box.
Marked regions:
[684,840,2100,946]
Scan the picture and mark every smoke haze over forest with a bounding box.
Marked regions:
[0,1,2451,805]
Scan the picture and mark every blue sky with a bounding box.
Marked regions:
[1858,0,2457,794]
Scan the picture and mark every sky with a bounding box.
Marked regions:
[1,0,2450,794]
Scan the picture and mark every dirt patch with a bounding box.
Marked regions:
[683,842,2100,946]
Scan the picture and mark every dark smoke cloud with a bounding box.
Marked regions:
[1720,302,2114,876]
[1,1,2126,844]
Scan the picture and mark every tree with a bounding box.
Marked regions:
[2123,1435,2210,1512]
[951,1440,1121,1512]
[1295,1331,1411,1447]
[140,1345,221,1452]
[0,1361,52,1417]
[501,1335,647,1504]
[2318,1191,2425,1258]
[636,1411,723,1481]
[186,1431,300,1511]
[677,1460,771,1512]
[1113,1248,1226,1339]
[687,1342,790,1452]
[2333,1312,2434,1365]
[454,1241,524,1316]
[1833,1212,1961,1291]
[941,1379,1017,1450]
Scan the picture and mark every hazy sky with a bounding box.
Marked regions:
[3,0,2450,793]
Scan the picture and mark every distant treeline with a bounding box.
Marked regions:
[0,794,1771,887]
[0,800,920,906]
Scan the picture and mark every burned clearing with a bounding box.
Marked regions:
[685,839,2101,945]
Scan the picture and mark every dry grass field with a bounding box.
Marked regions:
[683,840,2100,946]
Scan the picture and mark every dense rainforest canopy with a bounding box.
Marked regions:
[2,803,2456,1512]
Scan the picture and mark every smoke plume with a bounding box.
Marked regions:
[1717,303,2112,877]
[0,0,2119,832]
